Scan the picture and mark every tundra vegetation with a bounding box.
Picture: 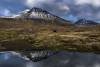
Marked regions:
[0,18,100,53]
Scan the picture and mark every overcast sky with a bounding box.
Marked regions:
[0,0,100,22]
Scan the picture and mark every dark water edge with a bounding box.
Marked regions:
[0,51,100,67]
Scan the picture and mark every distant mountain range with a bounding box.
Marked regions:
[75,19,99,26]
[0,7,99,26]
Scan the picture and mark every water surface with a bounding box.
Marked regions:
[0,51,100,67]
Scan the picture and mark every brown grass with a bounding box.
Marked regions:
[0,18,100,53]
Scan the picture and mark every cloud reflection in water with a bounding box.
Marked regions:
[0,51,100,67]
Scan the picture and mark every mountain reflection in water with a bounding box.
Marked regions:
[0,51,100,67]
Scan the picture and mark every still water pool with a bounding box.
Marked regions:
[0,51,100,67]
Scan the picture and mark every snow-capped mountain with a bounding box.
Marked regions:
[0,7,71,25]
[11,7,70,24]
[75,19,99,26]
[13,7,56,20]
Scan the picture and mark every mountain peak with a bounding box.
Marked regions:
[29,7,48,13]
[14,7,56,20]
[75,18,99,26]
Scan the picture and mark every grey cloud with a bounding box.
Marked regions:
[24,0,100,21]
